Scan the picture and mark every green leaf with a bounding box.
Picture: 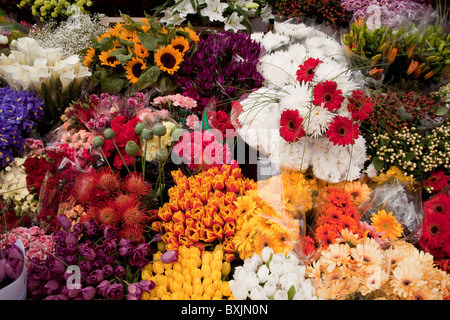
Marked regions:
[372,157,385,171]
[109,49,132,65]
[101,75,126,94]
[403,152,416,162]
[136,32,160,51]
[435,106,449,116]
[287,285,296,300]
[157,75,178,92]
[265,253,273,268]
[138,65,161,90]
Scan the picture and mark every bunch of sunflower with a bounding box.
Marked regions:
[232,171,316,260]
[140,244,233,300]
[82,14,199,94]
[151,163,258,262]
[307,233,450,300]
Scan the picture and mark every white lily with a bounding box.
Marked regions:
[225,12,247,32]
[200,0,228,22]
[174,0,197,16]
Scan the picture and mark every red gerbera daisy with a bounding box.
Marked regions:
[423,193,450,216]
[424,171,450,193]
[326,116,360,146]
[420,213,450,249]
[347,90,374,121]
[296,57,322,83]
[312,80,343,111]
[279,109,306,143]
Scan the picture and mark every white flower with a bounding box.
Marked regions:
[262,283,277,297]
[260,5,274,23]
[229,280,249,300]
[261,246,274,263]
[173,0,197,16]
[256,264,270,283]
[159,9,186,25]
[225,12,247,32]
[0,34,8,45]
[250,287,268,300]
[273,289,288,300]
[200,0,228,22]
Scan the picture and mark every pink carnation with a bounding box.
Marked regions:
[186,114,200,129]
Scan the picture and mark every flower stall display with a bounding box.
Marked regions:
[235,21,370,183]
[82,14,199,94]
[1,0,450,303]
[154,0,274,34]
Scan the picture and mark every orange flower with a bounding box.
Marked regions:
[315,223,339,248]
[223,237,235,253]
[424,70,435,80]
[173,221,185,238]
[407,60,419,75]
[223,221,236,237]
[172,211,186,224]
[388,47,398,64]
[225,177,240,194]
[211,175,225,191]
[178,235,194,247]
[369,67,384,80]
[158,207,173,222]
[213,224,224,240]
[201,212,214,228]
[224,253,235,263]
[194,186,210,203]
[220,205,236,223]
[338,215,359,232]
[185,226,200,242]
[199,228,216,242]
[213,214,224,227]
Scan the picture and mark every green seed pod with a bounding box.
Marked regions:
[155,148,169,162]
[93,136,105,148]
[153,123,167,137]
[104,128,115,140]
[141,128,154,140]
[135,122,145,135]
[125,140,140,156]
[171,127,185,141]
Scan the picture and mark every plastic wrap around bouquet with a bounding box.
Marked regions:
[233,21,370,184]
[0,240,27,300]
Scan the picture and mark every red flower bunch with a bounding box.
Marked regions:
[279,109,306,143]
[424,171,450,194]
[296,58,322,83]
[313,80,343,112]
[207,110,236,141]
[102,115,141,170]
[72,168,153,243]
[314,187,361,249]
[326,116,360,146]
[419,192,450,258]
[347,90,374,121]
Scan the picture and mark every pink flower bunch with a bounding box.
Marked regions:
[173,129,232,171]
[137,109,170,127]
[152,94,197,110]
[185,114,200,129]
[59,129,95,151]
[1,226,55,267]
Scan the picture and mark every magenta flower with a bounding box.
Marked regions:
[161,250,178,263]
[57,214,72,230]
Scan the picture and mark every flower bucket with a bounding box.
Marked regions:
[0,240,27,300]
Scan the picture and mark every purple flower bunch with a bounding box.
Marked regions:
[27,219,155,300]
[0,242,25,287]
[0,86,44,167]
[175,31,264,111]
[341,0,430,27]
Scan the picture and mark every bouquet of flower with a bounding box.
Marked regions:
[155,0,274,33]
[82,14,199,94]
[140,244,233,299]
[17,0,94,22]
[0,37,91,131]
[174,30,264,113]
[0,240,25,292]
[229,247,318,300]
[26,219,157,300]
[235,21,371,183]
[0,86,44,168]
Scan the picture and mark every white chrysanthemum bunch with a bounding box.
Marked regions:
[0,157,38,215]
[229,247,318,300]
[236,21,370,183]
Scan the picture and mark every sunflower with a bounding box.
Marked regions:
[108,23,125,37]
[97,32,111,43]
[124,57,147,84]
[83,47,96,68]
[370,210,404,241]
[178,26,199,43]
[133,42,150,59]
[99,49,121,68]
[154,45,183,75]
[170,36,190,55]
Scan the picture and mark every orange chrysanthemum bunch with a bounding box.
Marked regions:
[141,244,232,300]
[307,232,450,300]
[151,164,257,262]
[232,171,316,261]
[313,187,363,249]
[67,167,153,243]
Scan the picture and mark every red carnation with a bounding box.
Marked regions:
[424,171,450,194]
[296,58,322,83]
[312,80,343,111]
[347,90,374,121]
[279,109,306,143]
[326,116,360,146]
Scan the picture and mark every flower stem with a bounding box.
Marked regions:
[112,138,131,174]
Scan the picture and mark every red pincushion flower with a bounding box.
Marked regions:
[424,171,450,193]
[296,58,322,83]
[279,109,306,143]
[420,213,450,249]
[313,80,343,111]
[347,90,374,121]
[326,116,360,146]
[423,193,450,216]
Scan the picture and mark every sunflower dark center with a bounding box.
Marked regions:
[161,53,176,69]
[173,44,185,52]
[107,56,117,64]
[132,63,143,77]
[429,224,440,236]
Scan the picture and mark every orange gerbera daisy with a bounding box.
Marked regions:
[343,181,372,207]
[370,210,404,241]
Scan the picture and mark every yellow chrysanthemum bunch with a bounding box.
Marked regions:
[307,230,450,300]
[233,170,315,260]
[141,245,232,300]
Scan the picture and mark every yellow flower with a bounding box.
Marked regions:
[133,42,150,59]
[342,180,372,207]
[178,26,200,43]
[83,47,96,68]
[371,166,414,185]
[154,44,183,75]
[370,210,404,241]
[170,36,190,55]
[99,49,121,68]
[233,220,257,259]
[124,57,146,84]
